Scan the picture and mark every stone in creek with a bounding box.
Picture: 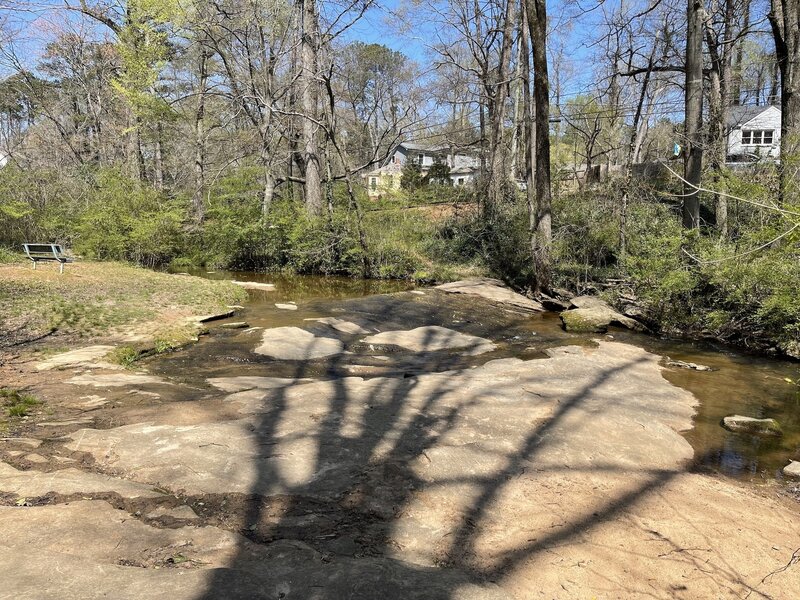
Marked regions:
[231,280,275,291]
[560,296,646,333]
[783,461,800,478]
[362,326,496,354]
[436,278,544,312]
[193,310,235,323]
[35,346,116,371]
[305,317,370,335]
[722,415,783,437]
[275,303,298,311]
[667,359,713,372]
[255,326,343,360]
[220,321,249,329]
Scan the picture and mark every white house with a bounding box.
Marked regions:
[726,105,781,163]
[364,141,480,197]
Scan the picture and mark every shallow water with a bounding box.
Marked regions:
[156,270,800,483]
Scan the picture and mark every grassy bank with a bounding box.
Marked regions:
[0,259,247,349]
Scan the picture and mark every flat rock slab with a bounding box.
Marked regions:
[362,326,496,354]
[255,326,344,360]
[193,310,235,323]
[0,500,240,568]
[722,415,783,437]
[1,437,42,449]
[63,342,697,499]
[38,417,95,427]
[232,280,275,291]
[67,373,167,388]
[0,463,161,499]
[220,321,249,329]
[436,278,544,311]
[146,505,199,520]
[305,317,371,335]
[783,461,800,478]
[35,346,115,371]
[275,303,298,310]
[207,376,312,393]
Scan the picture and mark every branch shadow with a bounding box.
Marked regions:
[191,295,748,599]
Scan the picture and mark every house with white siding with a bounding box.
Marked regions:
[726,105,781,163]
[364,142,480,198]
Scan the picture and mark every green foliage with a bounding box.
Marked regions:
[426,161,451,185]
[401,161,424,190]
[73,170,185,267]
[1,388,39,418]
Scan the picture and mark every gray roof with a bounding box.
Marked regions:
[727,105,780,128]
[398,141,475,154]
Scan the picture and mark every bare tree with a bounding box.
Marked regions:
[684,0,704,228]
[523,0,552,293]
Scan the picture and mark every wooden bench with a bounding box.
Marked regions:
[22,243,73,274]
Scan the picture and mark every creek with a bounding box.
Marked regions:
[155,270,800,483]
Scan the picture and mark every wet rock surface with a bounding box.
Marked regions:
[255,326,344,360]
[722,415,783,437]
[560,296,646,333]
[2,279,800,599]
[436,278,545,312]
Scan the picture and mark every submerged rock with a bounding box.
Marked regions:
[220,321,249,329]
[722,415,783,437]
[231,280,275,291]
[305,317,370,335]
[560,296,646,333]
[667,359,713,372]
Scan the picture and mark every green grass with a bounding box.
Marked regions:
[0,261,247,345]
[1,388,40,417]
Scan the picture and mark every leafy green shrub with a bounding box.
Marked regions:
[1,388,39,417]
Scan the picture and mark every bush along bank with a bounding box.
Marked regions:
[0,165,797,358]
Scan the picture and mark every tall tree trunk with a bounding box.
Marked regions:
[621,36,659,260]
[524,0,552,294]
[300,0,323,215]
[154,122,164,191]
[731,0,750,105]
[509,34,523,181]
[684,0,704,229]
[487,0,516,215]
[769,0,800,202]
[192,45,209,225]
[704,0,735,236]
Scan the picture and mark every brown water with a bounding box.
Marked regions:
[156,270,800,483]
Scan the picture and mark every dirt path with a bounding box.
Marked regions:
[1,281,798,599]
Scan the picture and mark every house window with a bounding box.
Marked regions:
[386,175,393,188]
[457,178,464,186]
[370,177,377,190]
[417,154,424,165]
[742,130,774,145]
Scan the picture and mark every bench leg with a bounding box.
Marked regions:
[60,262,64,274]
[32,261,36,270]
